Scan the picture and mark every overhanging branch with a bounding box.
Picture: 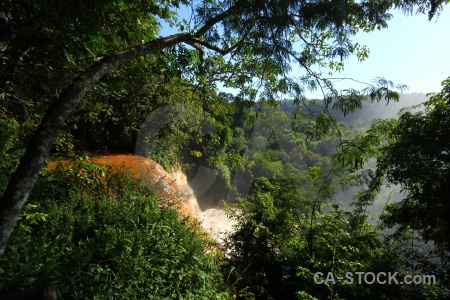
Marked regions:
[188,37,245,56]
[0,32,193,256]
[193,0,244,38]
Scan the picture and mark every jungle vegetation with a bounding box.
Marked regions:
[1,0,449,298]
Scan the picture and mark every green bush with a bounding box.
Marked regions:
[0,118,27,196]
[0,158,230,299]
[223,176,449,300]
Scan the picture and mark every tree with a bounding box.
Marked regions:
[0,157,229,298]
[223,175,409,299]
[332,77,450,287]
[378,77,450,251]
[0,0,446,255]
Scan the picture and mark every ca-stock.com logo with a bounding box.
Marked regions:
[313,272,436,285]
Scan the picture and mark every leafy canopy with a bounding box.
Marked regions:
[378,77,450,251]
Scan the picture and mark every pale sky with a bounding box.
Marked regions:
[305,7,450,98]
[160,5,450,99]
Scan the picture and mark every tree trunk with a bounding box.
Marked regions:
[0,33,191,255]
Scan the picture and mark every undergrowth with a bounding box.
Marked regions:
[0,157,231,299]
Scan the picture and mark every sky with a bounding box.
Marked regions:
[305,7,450,99]
[160,4,450,99]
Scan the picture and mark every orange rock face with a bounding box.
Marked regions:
[47,153,201,225]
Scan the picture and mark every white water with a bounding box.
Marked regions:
[170,170,236,241]
[199,207,235,241]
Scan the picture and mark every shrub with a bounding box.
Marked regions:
[0,158,230,299]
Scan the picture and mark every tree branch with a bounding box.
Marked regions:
[189,36,245,56]
[0,0,254,253]
[193,2,240,38]
[0,32,192,255]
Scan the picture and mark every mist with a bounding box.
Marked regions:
[184,93,431,240]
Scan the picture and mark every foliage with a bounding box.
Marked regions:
[1,0,435,151]
[0,158,230,299]
[377,77,450,254]
[0,118,21,195]
[318,77,450,292]
[219,89,450,299]
[222,176,410,299]
[1,0,179,142]
[66,57,208,155]
[0,117,36,195]
[1,0,449,297]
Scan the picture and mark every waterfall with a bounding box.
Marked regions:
[55,153,235,241]
[170,169,235,241]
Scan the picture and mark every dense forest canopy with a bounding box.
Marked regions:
[1,0,450,298]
